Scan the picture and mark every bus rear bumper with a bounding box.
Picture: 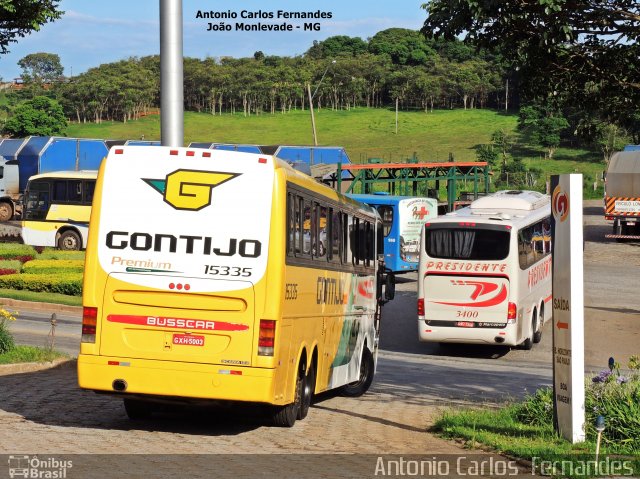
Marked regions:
[77,354,280,405]
[418,322,518,346]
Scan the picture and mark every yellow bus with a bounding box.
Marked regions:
[78,146,393,427]
[22,170,98,250]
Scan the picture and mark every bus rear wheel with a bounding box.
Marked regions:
[521,313,536,350]
[340,347,375,397]
[533,306,544,344]
[297,365,315,420]
[58,230,81,250]
[272,365,303,427]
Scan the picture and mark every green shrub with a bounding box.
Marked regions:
[0,260,23,271]
[0,325,14,354]
[0,244,37,260]
[36,249,85,261]
[21,259,84,274]
[516,357,640,453]
[515,386,554,426]
[585,358,640,450]
[0,345,67,364]
[0,307,17,354]
[0,273,83,296]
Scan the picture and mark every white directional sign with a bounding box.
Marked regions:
[550,174,585,443]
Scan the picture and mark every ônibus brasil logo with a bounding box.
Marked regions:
[143,169,240,211]
[551,184,569,222]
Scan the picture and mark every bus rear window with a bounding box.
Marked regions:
[425,227,510,260]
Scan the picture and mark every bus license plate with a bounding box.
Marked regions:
[456,321,474,328]
[172,334,205,346]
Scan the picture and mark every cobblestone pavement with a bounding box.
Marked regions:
[0,358,543,478]
[0,360,478,455]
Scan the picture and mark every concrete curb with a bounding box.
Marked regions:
[0,297,82,314]
[0,357,75,376]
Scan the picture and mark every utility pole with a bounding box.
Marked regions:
[395,98,399,134]
[308,60,335,147]
[308,83,318,146]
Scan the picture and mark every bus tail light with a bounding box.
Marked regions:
[81,307,98,343]
[507,302,517,323]
[258,319,276,356]
[417,298,425,317]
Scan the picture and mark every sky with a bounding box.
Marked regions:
[0,0,426,81]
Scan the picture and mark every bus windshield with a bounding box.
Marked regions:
[425,226,510,260]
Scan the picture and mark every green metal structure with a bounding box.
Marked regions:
[334,159,491,212]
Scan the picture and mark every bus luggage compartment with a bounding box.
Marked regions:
[99,273,256,366]
[422,274,510,326]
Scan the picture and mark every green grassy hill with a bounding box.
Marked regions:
[65,107,605,196]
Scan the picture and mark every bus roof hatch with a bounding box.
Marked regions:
[469,190,549,211]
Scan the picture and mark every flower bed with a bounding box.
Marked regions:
[0,244,37,261]
[0,245,84,296]
[0,273,83,296]
[21,259,85,274]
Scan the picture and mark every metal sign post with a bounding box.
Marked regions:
[550,173,586,443]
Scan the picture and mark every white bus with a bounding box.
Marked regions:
[417,190,552,349]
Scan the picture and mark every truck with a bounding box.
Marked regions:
[604,147,640,240]
[0,136,109,221]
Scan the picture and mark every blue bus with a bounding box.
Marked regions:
[348,194,438,273]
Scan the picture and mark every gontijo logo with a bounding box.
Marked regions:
[144,169,240,211]
[552,184,569,222]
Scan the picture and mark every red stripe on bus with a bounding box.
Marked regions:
[107,314,249,332]
[432,284,507,308]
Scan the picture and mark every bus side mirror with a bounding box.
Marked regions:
[376,256,395,304]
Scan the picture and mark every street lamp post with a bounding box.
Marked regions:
[308,60,336,146]
[160,0,183,147]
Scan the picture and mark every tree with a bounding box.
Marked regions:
[368,28,437,66]
[491,129,515,175]
[421,0,640,134]
[593,123,630,166]
[0,1,63,54]
[306,35,368,59]
[531,116,569,159]
[518,104,569,158]
[18,52,63,83]
[3,96,67,136]
[474,144,498,167]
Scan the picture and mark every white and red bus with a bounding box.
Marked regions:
[417,190,552,349]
